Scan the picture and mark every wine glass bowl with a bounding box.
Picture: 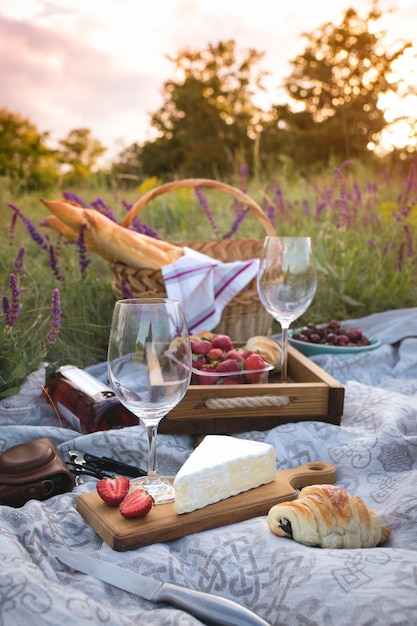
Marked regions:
[257,237,317,381]
[107,298,192,504]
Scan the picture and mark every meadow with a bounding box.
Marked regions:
[1,159,416,396]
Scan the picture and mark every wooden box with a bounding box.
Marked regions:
[159,344,344,434]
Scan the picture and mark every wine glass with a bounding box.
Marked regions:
[107,298,192,504]
[257,237,317,381]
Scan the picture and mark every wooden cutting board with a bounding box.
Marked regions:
[76,461,336,551]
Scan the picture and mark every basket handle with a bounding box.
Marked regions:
[121,178,276,236]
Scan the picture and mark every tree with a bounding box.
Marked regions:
[265,6,412,167]
[139,40,268,177]
[58,128,106,182]
[0,108,58,190]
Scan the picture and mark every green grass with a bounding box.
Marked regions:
[1,160,416,394]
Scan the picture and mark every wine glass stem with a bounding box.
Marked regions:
[146,421,159,481]
[281,325,289,382]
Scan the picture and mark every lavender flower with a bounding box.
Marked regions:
[121,278,134,299]
[76,224,91,277]
[63,190,86,206]
[8,202,48,250]
[403,223,414,257]
[13,246,25,275]
[9,209,18,244]
[44,288,61,350]
[2,274,21,327]
[90,198,117,222]
[194,188,221,237]
[2,295,9,322]
[122,200,162,239]
[223,208,249,239]
[48,245,65,281]
[240,164,249,193]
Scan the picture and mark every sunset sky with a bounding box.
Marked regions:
[1,0,417,161]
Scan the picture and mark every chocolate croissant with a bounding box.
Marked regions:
[267,484,390,548]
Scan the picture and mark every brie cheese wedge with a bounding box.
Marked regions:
[173,435,276,514]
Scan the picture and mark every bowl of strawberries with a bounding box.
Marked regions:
[188,332,274,385]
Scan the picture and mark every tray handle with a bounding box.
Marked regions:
[204,394,291,410]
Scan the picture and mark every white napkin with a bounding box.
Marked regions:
[161,246,259,334]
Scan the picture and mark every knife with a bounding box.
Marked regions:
[54,548,270,626]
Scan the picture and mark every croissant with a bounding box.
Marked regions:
[267,484,390,549]
[244,336,281,370]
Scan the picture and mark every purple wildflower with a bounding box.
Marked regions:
[195,187,221,237]
[76,224,91,277]
[223,207,249,239]
[9,209,18,244]
[240,164,249,193]
[367,239,379,251]
[2,295,9,322]
[48,245,65,281]
[44,288,61,350]
[90,198,117,222]
[121,200,161,238]
[121,278,134,299]
[403,223,414,257]
[2,274,21,327]
[13,246,25,275]
[8,202,48,250]
[63,190,86,206]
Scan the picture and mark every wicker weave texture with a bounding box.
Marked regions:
[110,179,276,341]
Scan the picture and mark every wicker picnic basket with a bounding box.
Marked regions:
[110,178,277,341]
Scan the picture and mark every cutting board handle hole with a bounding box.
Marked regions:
[307,463,326,471]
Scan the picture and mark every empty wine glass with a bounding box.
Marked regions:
[257,237,317,381]
[107,298,192,504]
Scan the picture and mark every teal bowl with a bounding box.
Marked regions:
[288,330,381,357]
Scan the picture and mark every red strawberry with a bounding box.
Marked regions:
[211,334,233,352]
[244,353,268,384]
[96,476,130,506]
[191,340,213,356]
[244,353,267,370]
[194,364,218,385]
[216,358,240,373]
[224,349,244,364]
[119,488,154,519]
[207,347,224,362]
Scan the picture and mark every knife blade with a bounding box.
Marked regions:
[54,548,270,626]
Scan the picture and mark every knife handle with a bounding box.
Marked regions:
[152,582,270,626]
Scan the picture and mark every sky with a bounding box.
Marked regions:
[1,0,417,162]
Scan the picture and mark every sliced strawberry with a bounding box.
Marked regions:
[119,488,154,519]
[96,476,130,506]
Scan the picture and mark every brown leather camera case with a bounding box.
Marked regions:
[0,437,75,507]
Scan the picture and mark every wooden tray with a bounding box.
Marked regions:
[159,344,344,434]
[77,461,337,551]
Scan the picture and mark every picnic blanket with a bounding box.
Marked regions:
[1,307,417,626]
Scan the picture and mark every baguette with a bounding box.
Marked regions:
[40,198,86,230]
[83,209,182,269]
[41,198,184,269]
[43,215,118,261]
[43,215,81,243]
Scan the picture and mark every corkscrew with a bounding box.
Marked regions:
[67,451,147,481]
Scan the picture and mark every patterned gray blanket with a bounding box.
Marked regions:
[1,308,417,626]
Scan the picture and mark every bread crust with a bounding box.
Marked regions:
[41,198,184,269]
